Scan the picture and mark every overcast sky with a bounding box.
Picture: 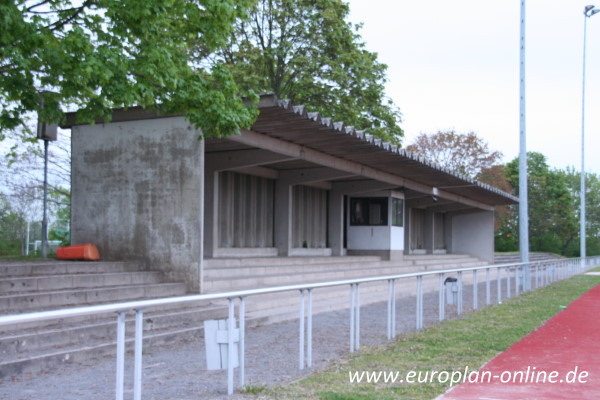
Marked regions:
[347,0,600,173]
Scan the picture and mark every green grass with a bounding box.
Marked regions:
[257,272,600,400]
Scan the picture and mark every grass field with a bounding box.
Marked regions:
[256,272,600,400]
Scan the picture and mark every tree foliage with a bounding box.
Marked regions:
[503,152,579,255]
[1,0,258,139]
[0,194,27,255]
[559,166,600,256]
[213,0,403,143]
[406,130,503,178]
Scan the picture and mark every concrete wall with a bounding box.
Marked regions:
[71,117,204,292]
[450,210,495,262]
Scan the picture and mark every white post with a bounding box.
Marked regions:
[115,312,126,400]
[580,5,600,269]
[134,309,144,400]
[519,0,530,290]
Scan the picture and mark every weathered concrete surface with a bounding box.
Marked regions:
[450,210,495,263]
[71,117,204,291]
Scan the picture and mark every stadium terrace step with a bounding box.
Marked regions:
[493,252,564,265]
[203,254,487,293]
[0,260,142,277]
[0,254,488,379]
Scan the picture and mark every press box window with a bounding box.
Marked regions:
[350,198,388,226]
[392,198,404,227]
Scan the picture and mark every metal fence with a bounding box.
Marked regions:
[0,256,598,399]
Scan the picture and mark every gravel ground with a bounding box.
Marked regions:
[0,281,501,400]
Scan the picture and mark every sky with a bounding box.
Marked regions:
[347,0,600,173]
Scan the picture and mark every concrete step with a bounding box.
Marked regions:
[0,302,234,380]
[403,254,467,261]
[0,271,166,294]
[494,253,563,265]
[243,274,447,324]
[203,255,382,269]
[204,256,487,293]
[204,263,426,293]
[408,256,482,266]
[0,301,227,361]
[0,282,187,314]
[204,260,415,280]
[0,261,144,277]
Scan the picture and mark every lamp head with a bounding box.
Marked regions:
[585,5,600,16]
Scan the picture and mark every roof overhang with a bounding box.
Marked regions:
[62,94,518,209]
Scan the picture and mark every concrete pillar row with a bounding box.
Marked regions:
[203,169,219,258]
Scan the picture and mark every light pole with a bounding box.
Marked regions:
[36,92,58,258]
[580,5,599,269]
[519,0,530,290]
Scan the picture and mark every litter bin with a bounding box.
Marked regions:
[444,277,458,305]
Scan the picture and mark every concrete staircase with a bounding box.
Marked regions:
[204,254,487,324]
[494,252,564,265]
[0,254,487,379]
[0,260,227,379]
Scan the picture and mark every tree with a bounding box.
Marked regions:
[1,0,257,141]
[0,194,28,256]
[505,152,578,255]
[213,0,403,143]
[406,131,503,178]
[2,125,71,202]
[477,164,518,250]
[559,167,600,256]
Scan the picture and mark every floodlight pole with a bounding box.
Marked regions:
[518,0,531,290]
[580,5,599,269]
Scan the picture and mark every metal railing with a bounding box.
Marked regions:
[0,256,598,399]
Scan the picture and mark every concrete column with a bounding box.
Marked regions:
[328,191,345,256]
[203,169,219,258]
[198,139,205,293]
[275,181,292,256]
[424,210,434,254]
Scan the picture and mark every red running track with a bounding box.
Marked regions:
[437,283,600,400]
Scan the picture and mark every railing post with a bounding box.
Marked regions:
[134,309,144,400]
[355,284,360,350]
[472,270,478,310]
[391,280,396,337]
[227,298,235,396]
[416,275,423,330]
[387,280,394,339]
[115,311,126,400]
[299,289,305,370]
[497,267,502,303]
[457,271,463,315]
[485,268,491,306]
[349,284,361,352]
[506,268,512,299]
[307,289,313,368]
[438,273,445,322]
[349,284,355,352]
[239,296,246,387]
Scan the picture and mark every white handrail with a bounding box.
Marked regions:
[1,255,598,399]
[0,259,566,327]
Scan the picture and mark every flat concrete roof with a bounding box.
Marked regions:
[62,94,518,207]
